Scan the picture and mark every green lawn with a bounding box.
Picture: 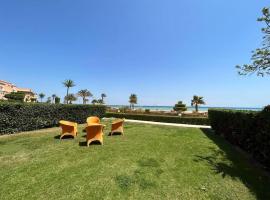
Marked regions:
[0,120,269,200]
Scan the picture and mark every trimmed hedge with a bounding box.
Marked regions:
[106,112,209,125]
[0,103,106,135]
[208,109,270,169]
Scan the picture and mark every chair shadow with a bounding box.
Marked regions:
[197,128,270,200]
[54,135,61,139]
[79,141,87,146]
[54,135,74,140]
[79,141,102,146]
[108,132,123,136]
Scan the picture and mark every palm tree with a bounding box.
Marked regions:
[101,93,107,103]
[63,79,75,104]
[52,94,57,104]
[39,93,45,103]
[65,93,77,104]
[77,89,93,104]
[191,95,205,112]
[129,94,137,110]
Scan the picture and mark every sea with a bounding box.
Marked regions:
[109,105,262,112]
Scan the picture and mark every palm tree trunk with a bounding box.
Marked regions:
[195,104,198,112]
[66,87,69,104]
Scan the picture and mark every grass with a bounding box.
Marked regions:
[0,120,269,200]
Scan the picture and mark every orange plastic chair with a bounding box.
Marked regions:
[86,116,101,125]
[109,119,124,136]
[59,120,78,139]
[86,124,105,146]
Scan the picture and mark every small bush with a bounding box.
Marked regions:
[0,102,106,135]
[145,109,150,113]
[55,97,61,104]
[4,92,25,102]
[208,109,270,169]
[106,112,209,125]
[173,101,187,112]
[119,106,130,113]
[262,105,270,112]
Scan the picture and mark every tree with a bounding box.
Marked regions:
[55,96,61,104]
[129,94,137,109]
[65,93,77,104]
[84,99,89,104]
[101,93,107,104]
[173,101,187,113]
[92,99,98,105]
[97,99,103,104]
[77,89,93,104]
[39,93,45,103]
[52,94,57,104]
[236,7,270,76]
[191,95,205,112]
[30,97,37,103]
[4,92,25,102]
[46,97,52,104]
[63,79,75,104]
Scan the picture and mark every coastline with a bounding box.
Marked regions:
[109,105,262,112]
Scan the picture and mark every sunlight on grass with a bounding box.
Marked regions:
[0,121,269,200]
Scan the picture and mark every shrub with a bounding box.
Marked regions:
[145,109,150,113]
[55,97,61,104]
[208,109,270,169]
[0,102,106,135]
[119,106,130,113]
[106,112,209,125]
[173,101,187,112]
[263,104,270,112]
[4,92,25,102]
[30,98,37,102]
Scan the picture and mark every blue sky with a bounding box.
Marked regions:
[0,0,269,107]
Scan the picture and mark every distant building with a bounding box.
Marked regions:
[0,80,37,102]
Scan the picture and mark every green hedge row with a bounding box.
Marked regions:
[208,109,270,169]
[106,112,209,125]
[0,103,106,135]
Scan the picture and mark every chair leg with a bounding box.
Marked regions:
[87,140,91,147]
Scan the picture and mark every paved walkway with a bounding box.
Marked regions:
[104,118,211,129]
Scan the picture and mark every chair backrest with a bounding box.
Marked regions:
[59,120,76,127]
[86,124,104,140]
[87,116,100,124]
[111,119,124,129]
[59,120,77,134]
[113,119,124,125]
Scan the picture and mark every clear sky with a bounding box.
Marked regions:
[0,0,269,107]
